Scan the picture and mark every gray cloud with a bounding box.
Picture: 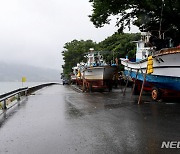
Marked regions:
[0,0,138,71]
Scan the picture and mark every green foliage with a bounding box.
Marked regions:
[89,0,180,45]
[98,33,140,63]
[62,40,97,77]
[62,33,140,76]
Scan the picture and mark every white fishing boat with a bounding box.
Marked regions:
[82,48,117,91]
[120,32,180,100]
[70,73,76,84]
[71,62,85,85]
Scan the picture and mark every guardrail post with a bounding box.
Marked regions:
[0,84,55,112]
[25,89,28,96]
[17,93,21,101]
[3,100,7,110]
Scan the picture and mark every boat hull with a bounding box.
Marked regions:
[83,66,116,90]
[121,48,180,92]
[124,70,180,91]
[84,66,115,80]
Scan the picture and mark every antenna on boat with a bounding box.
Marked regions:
[159,0,164,39]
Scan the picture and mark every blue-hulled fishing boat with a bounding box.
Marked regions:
[121,32,180,100]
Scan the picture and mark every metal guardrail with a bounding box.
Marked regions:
[0,87,28,110]
[27,83,56,94]
[0,83,57,110]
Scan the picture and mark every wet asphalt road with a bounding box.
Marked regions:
[0,84,180,154]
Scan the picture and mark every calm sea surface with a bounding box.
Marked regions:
[0,82,59,95]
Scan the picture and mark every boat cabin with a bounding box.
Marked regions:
[135,32,154,62]
[86,48,107,67]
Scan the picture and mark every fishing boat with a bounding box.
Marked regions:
[71,62,85,85]
[120,32,180,100]
[82,48,117,91]
[70,73,76,84]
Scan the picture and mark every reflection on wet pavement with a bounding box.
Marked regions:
[0,85,179,154]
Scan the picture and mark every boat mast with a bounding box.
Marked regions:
[159,0,164,39]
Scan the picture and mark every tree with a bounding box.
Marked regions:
[89,0,180,46]
[62,33,140,76]
[98,33,140,63]
[62,39,97,77]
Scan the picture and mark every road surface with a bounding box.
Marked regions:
[0,84,180,154]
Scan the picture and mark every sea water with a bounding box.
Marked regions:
[0,82,53,95]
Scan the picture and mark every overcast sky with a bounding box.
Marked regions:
[0,0,139,71]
